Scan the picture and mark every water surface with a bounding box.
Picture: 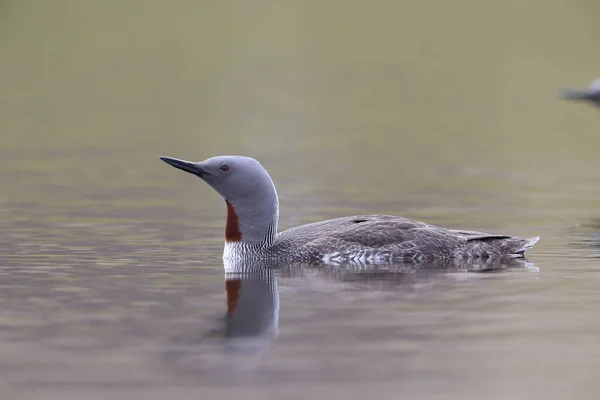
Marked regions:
[2,1,600,399]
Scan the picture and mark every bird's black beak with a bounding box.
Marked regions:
[559,89,592,101]
[159,156,208,177]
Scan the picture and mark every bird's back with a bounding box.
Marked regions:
[270,215,537,265]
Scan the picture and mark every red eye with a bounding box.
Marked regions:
[220,165,229,172]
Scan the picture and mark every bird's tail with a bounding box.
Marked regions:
[508,236,540,258]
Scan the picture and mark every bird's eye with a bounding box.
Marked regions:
[220,165,230,172]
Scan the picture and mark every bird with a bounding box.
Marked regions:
[560,78,600,107]
[159,155,539,265]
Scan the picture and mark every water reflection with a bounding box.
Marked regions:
[223,260,279,341]
[162,256,537,384]
[163,259,280,378]
[212,257,536,346]
[280,257,538,289]
[568,219,600,257]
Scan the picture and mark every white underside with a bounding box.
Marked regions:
[321,251,389,265]
[223,236,540,266]
[223,241,267,261]
[223,242,243,260]
[224,242,391,266]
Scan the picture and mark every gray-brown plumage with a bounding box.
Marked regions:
[159,155,539,266]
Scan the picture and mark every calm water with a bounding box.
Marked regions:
[3,1,600,399]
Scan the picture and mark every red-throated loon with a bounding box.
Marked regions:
[159,155,539,265]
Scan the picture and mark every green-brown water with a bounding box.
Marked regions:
[2,1,600,399]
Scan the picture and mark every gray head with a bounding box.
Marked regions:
[159,155,279,246]
[560,78,600,107]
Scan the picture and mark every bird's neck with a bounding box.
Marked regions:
[224,187,279,249]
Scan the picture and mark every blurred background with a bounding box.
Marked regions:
[2,1,600,399]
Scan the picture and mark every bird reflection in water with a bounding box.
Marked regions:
[222,259,279,343]
[163,259,280,378]
[163,257,537,380]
